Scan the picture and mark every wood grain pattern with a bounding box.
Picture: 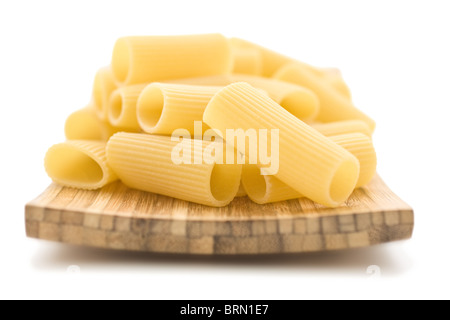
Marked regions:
[25,175,414,255]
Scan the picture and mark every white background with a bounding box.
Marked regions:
[0,0,449,300]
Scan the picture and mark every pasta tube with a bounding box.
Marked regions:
[65,106,104,141]
[64,106,126,141]
[242,133,377,204]
[231,47,262,75]
[92,67,118,120]
[111,34,232,85]
[329,133,377,187]
[310,120,372,138]
[108,84,148,130]
[321,68,352,99]
[274,62,376,132]
[137,83,222,135]
[106,133,242,207]
[166,74,320,121]
[230,38,295,77]
[203,82,360,207]
[242,165,300,204]
[44,140,117,190]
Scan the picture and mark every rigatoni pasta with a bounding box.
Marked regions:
[329,133,377,187]
[242,164,301,204]
[44,140,117,190]
[111,34,232,85]
[231,47,262,75]
[44,34,379,209]
[92,67,118,120]
[137,83,222,135]
[166,74,320,121]
[274,62,376,131]
[310,120,372,138]
[241,132,377,204]
[108,84,148,130]
[203,82,360,207]
[65,106,104,141]
[321,68,352,99]
[64,106,125,141]
[106,133,242,207]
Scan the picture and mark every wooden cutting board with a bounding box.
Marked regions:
[25,174,413,255]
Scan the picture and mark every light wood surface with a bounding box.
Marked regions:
[25,175,414,255]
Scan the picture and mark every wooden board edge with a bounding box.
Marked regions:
[25,204,414,255]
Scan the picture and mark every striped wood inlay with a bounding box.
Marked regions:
[25,175,414,255]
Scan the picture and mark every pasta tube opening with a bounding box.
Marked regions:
[241,165,267,201]
[44,141,116,190]
[210,164,243,202]
[109,92,124,124]
[111,34,232,85]
[137,83,221,135]
[280,90,319,121]
[203,82,360,207]
[241,165,301,204]
[106,133,242,207]
[92,67,118,120]
[136,84,165,131]
[329,159,360,204]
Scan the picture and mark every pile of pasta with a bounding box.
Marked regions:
[44,34,377,208]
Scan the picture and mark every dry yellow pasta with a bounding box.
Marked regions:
[137,83,222,135]
[111,34,232,85]
[329,133,377,187]
[44,34,381,210]
[106,133,242,207]
[203,82,360,207]
[64,106,126,141]
[231,47,262,75]
[230,38,295,77]
[65,106,104,141]
[232,75,319,121]
[321,68,352,99]
[241,132,377,204]
[92,66,118,120]
[241,165,300,204]
[44,140,117,190]
[166,74,320,121]
[274,62,376,132]
[310,120,372,138]
[108,84,148,130]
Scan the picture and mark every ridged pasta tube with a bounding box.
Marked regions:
[44,140,117,190]
[111,34,232,85]
[108,84,148,130]
[274,62,376,132]
[310,120,372,138]
[203,82,360,207]
[92,67,118,120]
[166,74,320,121]
[64,106,126,141]
[137,83,222,135]
[329,133,377,187]
[230,38,295,77]
[106,133,242,207]
[242,133,377,204]
[231,47,262,75]
[65,107,104,141]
